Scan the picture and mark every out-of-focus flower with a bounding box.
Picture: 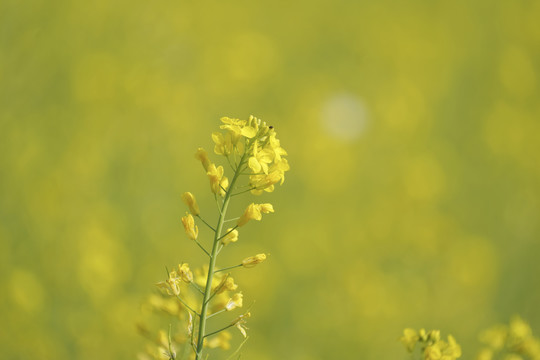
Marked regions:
[221,228,239,245]
[401,328,419,352]
[205,331,232,350]
[195,147,211,171]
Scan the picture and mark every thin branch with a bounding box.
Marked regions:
[231,188,256,197]
[190,282,205,295]
[206,308,226,320]
[214,264,242,273]
[217,226,238,242]
[196,215,216,232]
[203,323,236,338]
[194,239,211,257]
[226,155,237,172]
[175,294,200,317]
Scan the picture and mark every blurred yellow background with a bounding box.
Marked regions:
[1,0,540,358]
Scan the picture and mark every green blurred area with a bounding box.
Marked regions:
[1,0,540,358]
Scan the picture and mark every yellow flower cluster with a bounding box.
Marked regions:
[401,328,462,360]
[210,116,290,195]
[237,203,274,227]
[141,116,289,360]
[156,263,194,296]
[477,316,540,360]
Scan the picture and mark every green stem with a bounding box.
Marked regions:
[194,152,248,360]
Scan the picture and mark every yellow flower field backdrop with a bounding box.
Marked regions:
[1,0,540,358]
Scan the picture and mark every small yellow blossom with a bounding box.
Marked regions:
[233,312,251,338]
[259,203,274,213]
[445,335,462,358]
[268,130,288,162]
[181,192,200,216]
[219,117,246,135]
[221,228,239,245]
[181,213,198,240]
[237,203,274,227]
[425,344,442,360]
[248,140,275,174]
[401,328,419,352]
[429,330,441,342]
[177,263,193,283]
[225,292,243,311]
[218,276,238,293]
[242,253,267,268]
[249,172,281,195]
[195,147,211,171]
[212,131,234,156]
[207,163,229,196]
[156,271,181,296]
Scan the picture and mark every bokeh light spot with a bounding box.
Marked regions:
[320,93,369,141]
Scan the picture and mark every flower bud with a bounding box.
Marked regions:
[181,192,200,216]
[195,147,211,171]
[242,253,267,268]
[181,213,198,240]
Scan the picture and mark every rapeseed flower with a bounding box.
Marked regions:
[233,312,251,338]
[401,328,419,352]
[177,263,193,283]
[181,213,198,240]
[242,253,267,268]
[181,192,200,216]
[156,270,181,296]
[207,163,229,196]
[142,116,289,360]
[212,131,235,156]
[237,203,274,227]
[225,293,243,311]
[195,147,211,171]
